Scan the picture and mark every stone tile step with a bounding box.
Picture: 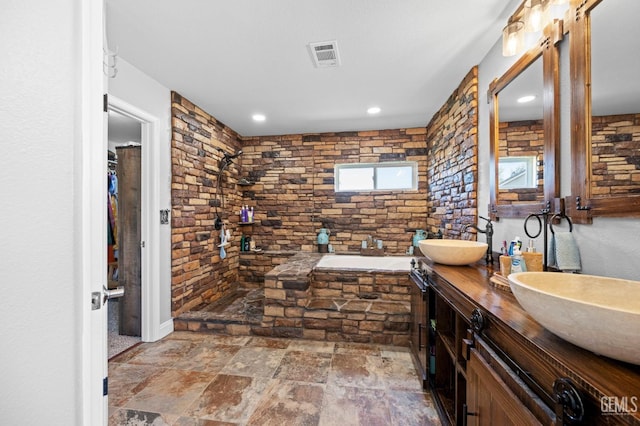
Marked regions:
[306,297,409,315]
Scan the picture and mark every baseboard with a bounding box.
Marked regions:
[157,318,174,340]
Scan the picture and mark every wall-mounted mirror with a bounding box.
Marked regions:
[569,0,640,220]
[489,21,563,219]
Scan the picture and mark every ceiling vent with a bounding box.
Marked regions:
[308,40,341,68]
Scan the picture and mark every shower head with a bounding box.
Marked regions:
[217,148,243,161]
[217,149,243,172]
[226,150,243,160]
[217,148,243,170]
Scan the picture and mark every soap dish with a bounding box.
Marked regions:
[489,273,512,292]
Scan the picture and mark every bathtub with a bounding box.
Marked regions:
[314,254,415,272]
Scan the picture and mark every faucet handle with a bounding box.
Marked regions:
[479,215,491,224]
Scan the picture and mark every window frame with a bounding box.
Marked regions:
[334,161,418,192]
[498,155,538,190]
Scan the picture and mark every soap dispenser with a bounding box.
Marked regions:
[510,246,527,273]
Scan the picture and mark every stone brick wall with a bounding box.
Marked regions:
[591,113,640,196]
[240,129,428,254]
[171,92,244,316]
[425,67,479,237]
[498,119,544,204]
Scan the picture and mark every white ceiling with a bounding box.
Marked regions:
[107,0,520,137]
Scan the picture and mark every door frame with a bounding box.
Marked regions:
[108,95,161,342]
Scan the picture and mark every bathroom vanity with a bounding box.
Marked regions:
[409,259,640,425]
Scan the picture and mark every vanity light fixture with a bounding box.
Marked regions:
[367,106,381,115]
[524,0,550,33]
[252,114,266,122]
[502,19,525,57]
[517,95,536,103]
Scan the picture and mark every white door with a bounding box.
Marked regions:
[81,0,108,423]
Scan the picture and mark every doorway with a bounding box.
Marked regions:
[107,109,143,357]
[106,96,162,349]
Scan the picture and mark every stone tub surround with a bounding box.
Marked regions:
[176,253,413,345]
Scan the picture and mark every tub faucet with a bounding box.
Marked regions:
[462,216,494,265]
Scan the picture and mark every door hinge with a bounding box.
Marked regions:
[103,94,108,112]
[103,377,108,396]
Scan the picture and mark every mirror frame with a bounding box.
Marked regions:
[489,20,564,220]
[568,0,640,222]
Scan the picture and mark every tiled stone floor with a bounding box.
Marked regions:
[108,332,442,425]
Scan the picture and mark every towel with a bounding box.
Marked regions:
[548,231,581,272]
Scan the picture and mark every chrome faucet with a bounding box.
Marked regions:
[462,216,494,265]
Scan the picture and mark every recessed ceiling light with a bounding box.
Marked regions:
[252,114,266,122]
[367,107,381,115]
[517,95,536,103]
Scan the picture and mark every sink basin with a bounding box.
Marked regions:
[509,272,640,365]
[418,239,488,266]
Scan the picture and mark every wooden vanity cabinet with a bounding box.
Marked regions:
[413,263,640,426]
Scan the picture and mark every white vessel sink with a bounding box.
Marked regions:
[418,239,488,266]
[508,272,640,365]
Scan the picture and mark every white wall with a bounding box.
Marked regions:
[477,22,640,281]
[108,58,174,328]
[0,0,82,424]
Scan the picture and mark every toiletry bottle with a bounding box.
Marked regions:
[510,246,527,273]
[527,239,535,252]
[515,236,522,251]
[240,235,245,252]
[248,206,254,223]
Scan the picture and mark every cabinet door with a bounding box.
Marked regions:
[410,281,428,385]
[466,346,541,426]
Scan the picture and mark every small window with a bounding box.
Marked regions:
[498,156,537,189]
[335,161,418,192]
